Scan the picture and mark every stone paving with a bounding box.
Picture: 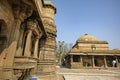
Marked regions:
[56,68,120,80]
[64,75,120,80]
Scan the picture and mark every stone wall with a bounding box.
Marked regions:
[78,43,109,51]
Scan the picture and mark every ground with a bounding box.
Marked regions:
[56,67,120,80]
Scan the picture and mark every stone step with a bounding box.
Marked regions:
[38,60,55,65]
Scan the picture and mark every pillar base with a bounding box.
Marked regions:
[2,68,15,80]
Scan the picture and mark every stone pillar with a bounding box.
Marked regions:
[92,56,95,68]
[80,56,83,68]
[71,55,73,62]
[80,56,83,63]
[104,56,107,68]
[33,37,39,58]
[116,56,119,68]
[24,30,32,57]
[16,28,24,56]
[13,20,22,41]
[38,40,45,60]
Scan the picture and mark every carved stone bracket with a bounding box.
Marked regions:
[12,2,33,22]
[27,20,37,30]
[36,35,42,39]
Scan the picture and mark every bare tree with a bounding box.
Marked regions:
[56,41,73,67]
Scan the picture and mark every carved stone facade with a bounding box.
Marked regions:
[0,0,62,80]
[65,34,120,69]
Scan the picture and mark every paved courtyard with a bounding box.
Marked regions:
[64,75,120,80]
[56,68,120,80]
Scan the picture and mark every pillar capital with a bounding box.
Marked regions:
[27,29,33,32]
[27,20,37,30]
[36,35,42,39]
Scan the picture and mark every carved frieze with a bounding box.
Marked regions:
[42,19,56,28]
[14,61,37,69]
[42,18,57,36]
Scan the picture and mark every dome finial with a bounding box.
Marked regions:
[85,33,88,35]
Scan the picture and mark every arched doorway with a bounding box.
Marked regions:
[94,56,104,67]
[106,56,116,67]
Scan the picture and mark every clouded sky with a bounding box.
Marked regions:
[51,0,120,49]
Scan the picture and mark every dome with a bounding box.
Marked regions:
[77,34,98,42]
[44,1,56,9]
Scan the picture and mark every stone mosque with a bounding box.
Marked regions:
[65,34,120,69]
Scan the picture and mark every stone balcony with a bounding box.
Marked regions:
[14,56,38,69]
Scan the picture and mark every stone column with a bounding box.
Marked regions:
[115,56,119,68]
[16,28,24,56]
[104,56,107,68]
[24,30,32,57]
[80,56,83,63]
[33,37,39,58]
[71,55,73,62]
[92,56,95,68]
[13,20,22,41]
[80,56,83,68]
[38,40,45,60]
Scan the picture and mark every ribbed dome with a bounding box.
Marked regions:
[77,34,98,42]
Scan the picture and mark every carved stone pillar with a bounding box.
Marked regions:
[24,20,37,57]
[16,27,25,56]
[104,56,107,68]
[13,20,22,41]
[12,4,27,41]
[92,56,95,68]
[33,37,40,58]
[24,30,32,57]
[13,4,33,56]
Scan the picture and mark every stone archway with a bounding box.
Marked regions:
[0,19,8,79]
[0,19,8,53]
[94,56,104,67]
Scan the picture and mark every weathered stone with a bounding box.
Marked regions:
[0,0,61,80]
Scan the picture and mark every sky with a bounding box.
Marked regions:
[51,0,120,50]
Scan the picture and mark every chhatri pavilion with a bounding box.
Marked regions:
[65,34,120,69]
